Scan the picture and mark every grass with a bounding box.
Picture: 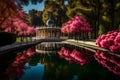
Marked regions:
[16,37,33,43]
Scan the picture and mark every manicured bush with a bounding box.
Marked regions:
[0,32,16,46]
[96,29,120,53]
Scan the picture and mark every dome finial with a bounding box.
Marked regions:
[46,12,54,26]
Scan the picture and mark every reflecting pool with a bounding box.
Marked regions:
[0,48,120,80]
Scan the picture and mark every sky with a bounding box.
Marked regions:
[22,1,68,13]
[22,1,45,13]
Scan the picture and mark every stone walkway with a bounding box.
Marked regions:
[0,38,66,54]
[64,39,120,58]
[1,38,120,58]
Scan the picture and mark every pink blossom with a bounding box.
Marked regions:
[100,34,106,39]
[114,35,120,44]
[4,27,12,32]
[107,39,114,45]
[109,45,120,53]
[100,39,111,48]
[61,27,65,33]
[109,35,115,40]
[112,32,118,36]
[58,51,64,58]
[26,48,36,57]
[62,49,71,57]
[96,36,102,46]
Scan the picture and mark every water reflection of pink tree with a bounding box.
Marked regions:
[5,48,36,79]
[94,50,120,76]
[58,47,93,66]
[61,15,92,39]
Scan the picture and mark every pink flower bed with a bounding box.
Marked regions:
[58,47,92,66]
[96,30,120,53]
[61,15,92,34]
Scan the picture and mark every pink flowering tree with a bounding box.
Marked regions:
[2,9,36,35]
[0,0,18,27]
[61,15,92,40]
[13,17,36,42]
[1,10,36,42]
[0,2,36,42]
[0,4,27,30]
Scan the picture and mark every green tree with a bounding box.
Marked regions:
[28,9,43,27]
[42,0,68,26]
[66,0,120,38]
[15,0,43,6]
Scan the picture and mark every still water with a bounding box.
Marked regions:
[0,49,120,80]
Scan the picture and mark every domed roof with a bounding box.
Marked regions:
[46,17,54,26]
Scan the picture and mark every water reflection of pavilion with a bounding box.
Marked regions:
[36,17,63,53]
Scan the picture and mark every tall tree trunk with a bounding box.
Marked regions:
[94,0,100,39]
[96,0,100,37]
[110,0,115,30]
